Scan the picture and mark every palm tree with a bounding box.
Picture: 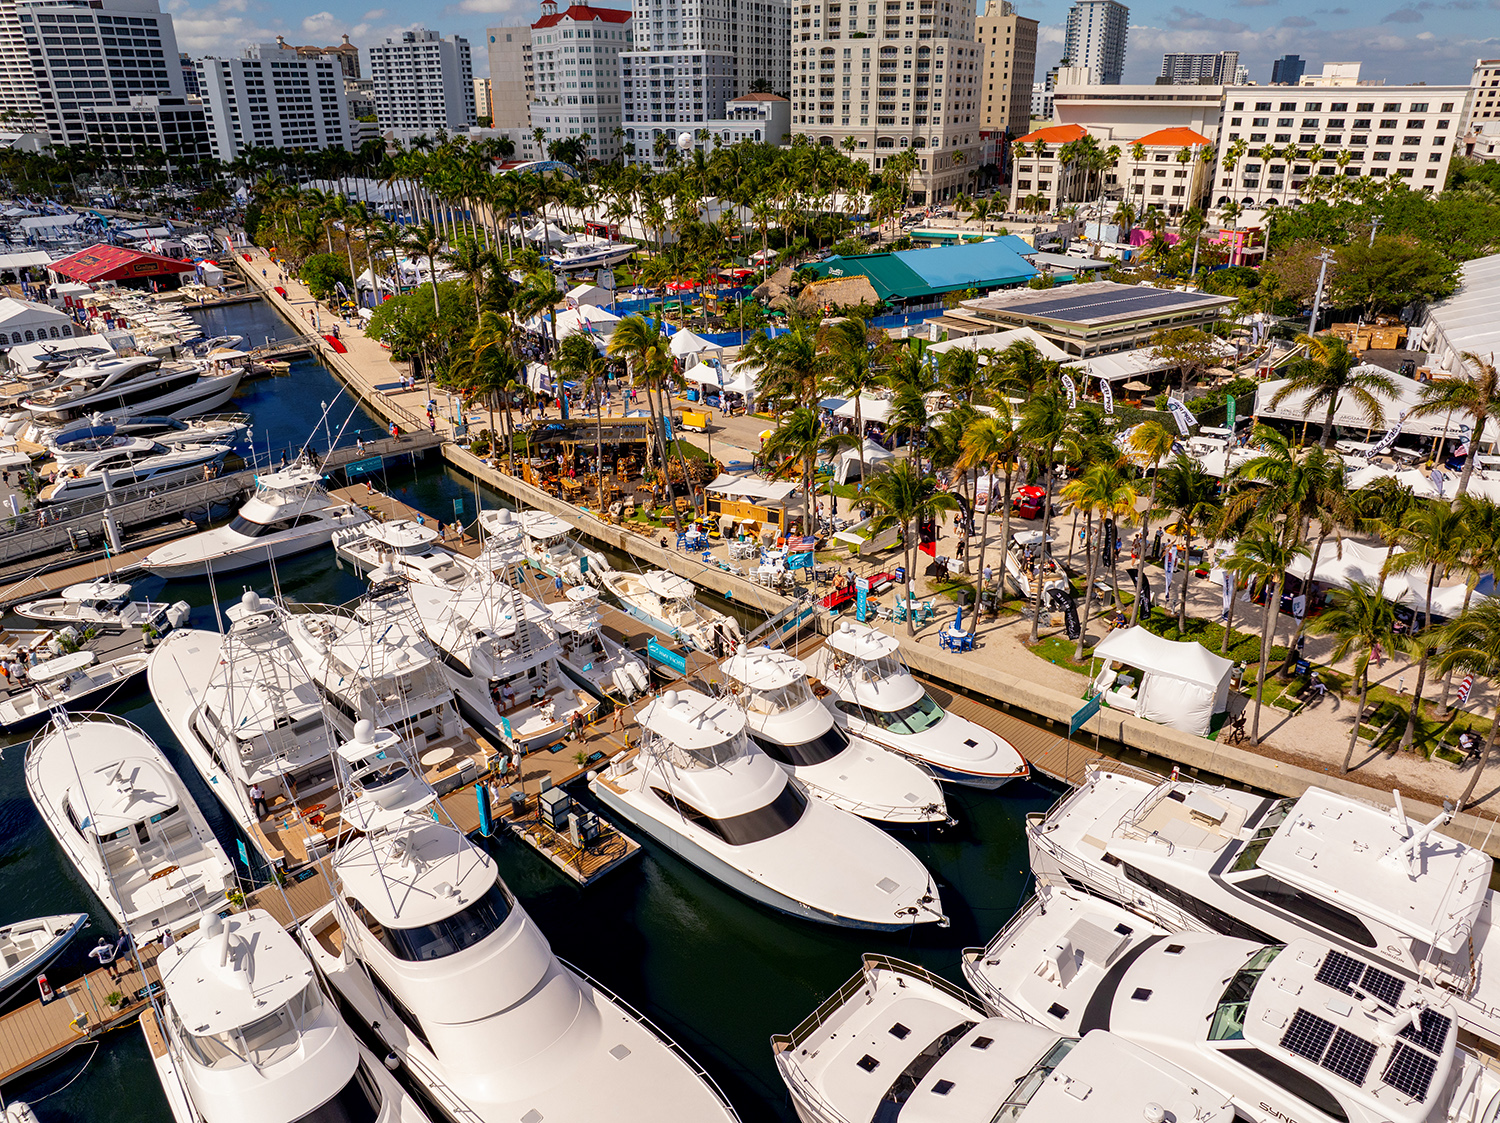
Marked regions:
[1153,456,1219,631]
[958,409,1023,634]
[1228,522,1309,744]
[860,458,960,635]
[1126,419,1176,625]
[1309,579,1399,771]
[762,407,826,538]
[1388,501,1469,752]
[441,235,495,318]
[1060,463,1140,661]
[818,317,881,481]
[1411,352,1500,503]
[1435,598,1500,807]
[455,311,522,471]
[556,333,611,510]
[1018,388,1081,641]
[1436,494,1500,712]
[1268,334,1396,449]
[741,314,820,410]
[400,219,445,318]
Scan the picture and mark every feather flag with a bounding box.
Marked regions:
[1457,673,1475,706]
[1100,377,1114,415]
[1061,372,1077,409]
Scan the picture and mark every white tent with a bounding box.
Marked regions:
[1284,537,1482,617]
[1092,625,1233,736]
[832,393,894,426]
[1256,369,1480,443]
[669,328,719,358]
[927,327,1068,362]
[197,261,225,288]
[547,305,621,342]
[0,296,71,343]
[524,222,569,246]
[835,438,895,484]
[567,283,613,308]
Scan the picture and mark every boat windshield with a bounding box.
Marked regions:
[862,653,910,682]
[865,693,945,736]
[361,878,514,962]
[182,980,323,1069]
[991,1037,1078,1123]
[1230,799,1296,873]
[291,1059,384,1123]
[740,680,814,716]
[750,726,848,768]
[1208,944,1284,1040]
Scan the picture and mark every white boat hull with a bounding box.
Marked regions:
[0,653,150,729]
[0,912,88,1001]
[142,514,368,578]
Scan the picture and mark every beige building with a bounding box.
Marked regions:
[485,23,534,130]
[976,0,1036,139]
[473,76,492,121]
[1463,58,1500,138]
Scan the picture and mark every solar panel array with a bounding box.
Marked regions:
[1005,286,1212,324]
[1315,950,1406,1007]
[1398,1010,1452,1054]
[1322,1029,1378,1086]
[1383,1043,1438,1102]
[1281,1010,1337,1062]
[1282,1010,1384,1090]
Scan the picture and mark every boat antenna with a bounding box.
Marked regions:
[205,555,225,636]
[296,388,346,462]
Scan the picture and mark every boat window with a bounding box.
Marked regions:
[1235,874,1378,948]
[63,798,83,835]
[1230,799,1295,872]
[134,821,150,844]
[149,806,179,824]
[291,1059,383,1123]
[361,961,430,1050]
[227,515,281,538]
[1122,862,1275,943]
[739,680,814,715]
[1209,945,1284,1040]
[356,759,411,790]
[876,1019,976,1117]
[374,879,514,962]
[868,654,910,682]
[1222,1047,1350,1123]
[184,981,323,1068]
[992,1037,1078,1123]
[750,725,849,768]
[865,693,945,736]
[651,780,809,844]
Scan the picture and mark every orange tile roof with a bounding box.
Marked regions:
[1013,123,1087,144]
[1135,127,1212,148]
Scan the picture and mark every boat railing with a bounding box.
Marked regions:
[31,708,152,753]
[792,776,945,824]
[1026,830,1195,932]
[380,1040,488,1123]
[560,958,742,1122]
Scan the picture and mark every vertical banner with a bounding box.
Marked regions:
[1100,378,1114,415]
[1061,372,1077,409]
[855,576,869,623]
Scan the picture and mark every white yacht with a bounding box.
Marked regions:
[720,645,947,826]
[485,508,611,584]
[39,440,232,504]
[1026,765,1500,1048]
[590,687,945,930]
[332,519,480,590]
[0,649,152,729]
[299,810,741,1123]
[141,464,372,578]
[599,568,741,654]
[24,712,234,939]
[546,235,639,272]
[960,887,1500,1123]
[0,913,89,1002]
[15,579,190,631]
[546,584,652,702]
[21,354,242,424]
[406,570,599,752]
[806,621,1029,789]
[144,908,430,1123]
[43,414,249,465]
[772,953,1236,1123]
[148,591,342,865]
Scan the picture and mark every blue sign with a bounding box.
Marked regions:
[647,637,688,674]
[453,497,464,520]
[1069,693,1104,736]
[787,551,813,570]
[235,839,250,868]
[855,576,869,623]
[500,714,513,744]
[345,455,383,477]
[476,782,494,838]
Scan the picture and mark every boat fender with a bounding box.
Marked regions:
[383,1053,400,1072]
[3,1102,40,1123]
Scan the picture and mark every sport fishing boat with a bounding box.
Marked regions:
[720,645,947,826]
[25,711,233,940]
[1026,764,1500,1049]
[299,761,742,1123]
[143,908,430,1123]
[0,649,152,729]
[546,584,652,702]
[141,463,371,578]
[805,621,1029,789]
[546,234,639,272]
[148,591,342,866]
[38,439,232,504]
[589,687,945,930]
[332,518,480,590]
[771,953,1236,1123]
[598,568,741,653]
[15,578,189,631]
[484,508,611,584]
[0,913,88,1002]
[20,354,242,424]
[960,885,1500,1123]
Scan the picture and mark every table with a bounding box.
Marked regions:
[940,627,973,652]
[420,747,456,768]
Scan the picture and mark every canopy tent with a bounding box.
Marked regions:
[1064,342,1230,384]
[705,473,798,504]
[0,332,114,373]
[834,438,896,484]
[832,393,894,426]
[669,328,720,358]
[1284,537,1482,618]
[0,250,51,272]
[1092,625,1233,736]
[1256,370,1483,444]
[1416,252,1500,379]
[927,327,1068,362]
[48,243,195,284]
[524,222,570,246]
[0,296,71,341]
[567,282,613,308]
[541,305,621,343]
[354,269,397,294]
[18,213,84,238]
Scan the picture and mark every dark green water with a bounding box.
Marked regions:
[0,299,1059,1123]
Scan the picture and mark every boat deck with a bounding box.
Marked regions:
[480,788,641,885]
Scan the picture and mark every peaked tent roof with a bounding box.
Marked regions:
[1093,625,1232,689]
[1014,123,1087,145]
[48,243,195,283]
[813,239,1035,301]
[1135,127,1212,147]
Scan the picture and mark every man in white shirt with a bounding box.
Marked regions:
[249,783,268,819]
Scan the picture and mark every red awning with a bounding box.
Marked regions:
[48,243,196,284]
[274,286,288,297]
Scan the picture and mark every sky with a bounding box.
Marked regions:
[162,0,1498,87]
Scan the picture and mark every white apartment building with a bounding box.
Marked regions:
[486,24,534,129]
[1159,50,1236,86]
[977,0,1037,139]
[1050,76,1224,140]
[1463,58,1500,136]
[364,27,475,141]
[530,0,632,162]
[473,76,492,121]
[0,0,41,128]
[1062,0,1126,86]
[196,43,354,160]
[17,0,211,160]
[785,0,982,203]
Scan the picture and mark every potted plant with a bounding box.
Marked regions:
[106,991,125,1012]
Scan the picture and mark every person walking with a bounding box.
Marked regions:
[248,783,268,819]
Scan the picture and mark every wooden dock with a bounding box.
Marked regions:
[0,946,163,1088]
[481,786,641,885]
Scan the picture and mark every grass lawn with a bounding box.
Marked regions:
[1029,635,1096,677]
[928,574,975,606]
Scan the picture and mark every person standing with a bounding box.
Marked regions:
[248,783,268,819]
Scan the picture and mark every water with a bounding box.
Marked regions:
[0,296,1058,1122]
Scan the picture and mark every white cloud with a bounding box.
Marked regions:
[452,0,527,13]
[162,0,278,53]
[363,8,385,17]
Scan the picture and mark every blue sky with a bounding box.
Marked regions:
[162,0,1497,87]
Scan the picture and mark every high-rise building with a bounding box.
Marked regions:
[473,76,492,121]
[196,42,355,160]
[272,33,361,78]
[1159,50,1236,85]
[1233,63,1248,85]
[179,51,198,95]
[977,0,1037,138]
[364,27,475,140]
[1269,53,1304,84]
[486,24,534,129]
[1062,0,1126,86]
[18,0,211,160]
[529,0,631,163]
[1462,58,1498,135]
[0,0,42,128]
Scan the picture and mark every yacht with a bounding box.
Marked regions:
[546,235,639,272]
[148,591,342,866]
[960,888,1500,1123]
[144,908,431,1123]
[141,463,372,578]
[1026,765,1500,1048]
[406,570,599,752]
[546,584,652,702]
[485,508,611,584]
[589,687,946,930]
[332,519,480,590]
[599,568,741,653]
[25,711,234,940]
[771,953,1236,1123]
[20,354,242,424]
[0,648,152,729]
[805,621,1030,789]
[299,804,742,1123]
[721,645,947,826]
[15,578,190,631]
[43,413,250,464]
[38,439,232,504]
[0,913,88,1002]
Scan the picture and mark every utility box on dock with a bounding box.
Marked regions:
[540,787,571,831]
[66,528,92,551]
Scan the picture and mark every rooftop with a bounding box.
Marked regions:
[721,645,803,691]
[1014,123,1088,144]
[1135,126,1211,147]
[163,909,315,1036]
[638,688,746,750]
[961,281,1235,329]
[334,819,500,927]
[813,239,1035,302]
[532,2,632,27]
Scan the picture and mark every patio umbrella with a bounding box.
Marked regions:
[759,429,774,440]
[1123,380,1152,392]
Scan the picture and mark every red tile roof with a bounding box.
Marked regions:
[1135,127,1212,148]
[1014,123,1087,144]
[532,3,631,27]
[48,243,195,283]
[729,92,788,101]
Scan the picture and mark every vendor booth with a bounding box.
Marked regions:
[1090,625,1234,736]
[704,473,797,532]
[834,438,895,484]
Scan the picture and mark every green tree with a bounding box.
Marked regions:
[1310,580,1399,771]
[1060,463,1140,661]
[1147,326,1219,397]
[1411,352,1500,503]
[1153,456,1219,631]
[298,252,351,301]
[859,459,960,635]
[1125,419,1177,625]
[1332,235,1460,316]
[556,332,611,510]
[1387,500,1469,752]
[958,409,1024,634]
[1227,522,1308,744]
[762,406,827,538]
[1269,334,1395,449]
[1434,598,1500,808]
